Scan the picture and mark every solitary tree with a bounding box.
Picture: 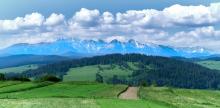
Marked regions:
[0,73,5,81]
[96,73,103,83]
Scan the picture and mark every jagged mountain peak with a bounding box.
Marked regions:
[0,38,213,58]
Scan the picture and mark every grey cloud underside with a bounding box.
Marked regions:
[0,3,220,52]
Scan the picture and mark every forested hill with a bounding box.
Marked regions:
[22,54,220,89]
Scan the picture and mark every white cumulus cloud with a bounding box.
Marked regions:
[44,13,65,26]
[0,3,220,52]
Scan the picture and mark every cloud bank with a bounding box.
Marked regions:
[0,3,220,52]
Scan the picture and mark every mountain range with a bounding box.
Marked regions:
[0,39,213,58]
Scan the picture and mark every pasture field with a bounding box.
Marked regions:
[0,64,38,74]
[0,98,169,108]
[63,66,99,81]
[0,81,170,108]
[63,63,137,82]
[0,82,126,99]
[0,81,52,94]
[1,81,220,108]
[0,81,22,88]
[197,60,220,70]
[139,87,220,108]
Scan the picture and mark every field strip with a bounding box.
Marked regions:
[0,82,54,94]
[119,87,139,100]
[0,82,22,89]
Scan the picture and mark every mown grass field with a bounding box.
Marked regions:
[1,81,220,108]
[0,81,220,108]
[0,81,22,88]
[0,82,126,99]
[139,87,220,108]
[0,98,170,108]
[197,60,220,70]
[63,62,137,82]
[0,81,52,94]
[0,81,170,108]
[0,64,38,74]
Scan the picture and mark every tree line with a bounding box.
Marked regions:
[3,53,220,89]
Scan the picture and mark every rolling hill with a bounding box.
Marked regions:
[1,81,220,108]
[196,57,220,71]
[18,54,220,89]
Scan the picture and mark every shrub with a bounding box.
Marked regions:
[96,73,103,83]
[39,75,61,82]
[9,77,31,82]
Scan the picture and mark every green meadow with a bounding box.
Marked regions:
[139,87,220,108]
[0,81,220,108]
[0,82,126,99]
[0,81,169,108]
[1,59,220,108]
[197,60,220,70]
[63,63,137,82]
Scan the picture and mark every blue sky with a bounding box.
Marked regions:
[0,0,219,19]
[0,0,220,52]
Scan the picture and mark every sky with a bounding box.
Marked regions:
[0,0,220,52]
[0,0,219,19]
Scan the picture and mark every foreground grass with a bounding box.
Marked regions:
[140,87,220,108]
[0,81,170,108]
[0,81,22,88]
[1,81,220,108]
[0,82,126,99]
[0,82,52,94]
[96,99,170,108]
[0,98,99,108]
[0,98,170,108]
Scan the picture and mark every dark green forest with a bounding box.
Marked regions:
[3,54,220,89]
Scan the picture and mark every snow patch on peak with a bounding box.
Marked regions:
[0,38,213,58]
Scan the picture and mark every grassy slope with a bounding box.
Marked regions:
[4,82,220,108]
[2,82,220,108]
[0,82,52,94]
[197,60,220,70]
[0,98,99,108]
[0,82,126,99]
[0,64,38,73]
[63,63,137,82]
[140,87,220,108]
[0,81,169,108]
[0,98,169,108]
[63,66,99,81]
[0,81,22,88]
[96,99,169,108]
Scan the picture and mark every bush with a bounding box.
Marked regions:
[39,75,61,82]
[141,81,150,87]
[9,77,31,82]
[96,73,103,83]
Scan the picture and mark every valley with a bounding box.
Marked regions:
[1,0,220,107]
[0,54,220,107]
